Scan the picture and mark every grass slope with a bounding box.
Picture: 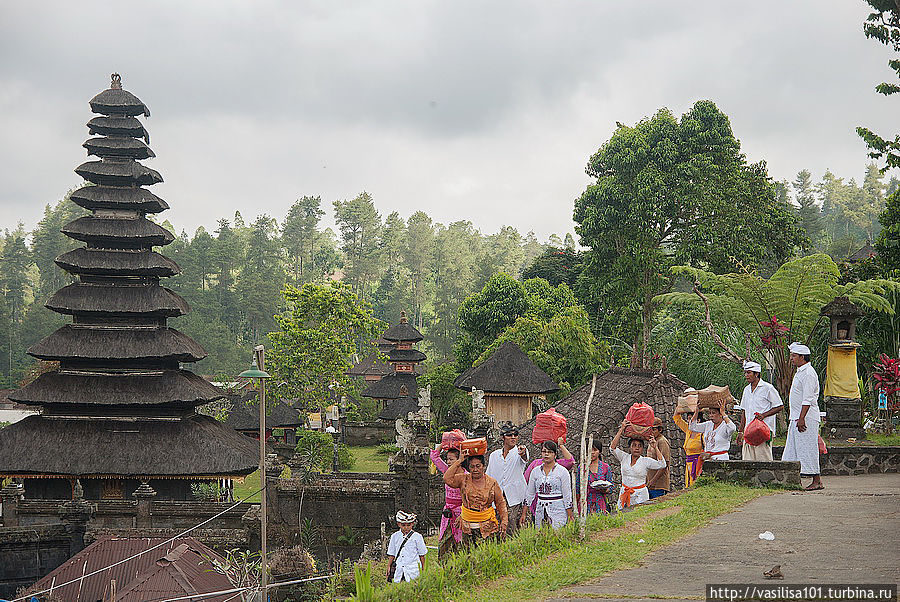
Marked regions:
[374,481,771,602]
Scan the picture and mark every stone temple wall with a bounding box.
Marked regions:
[728,444,900,476]
[702,460,802,488]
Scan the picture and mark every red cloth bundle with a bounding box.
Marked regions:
[743,417,771,446]
[532,408,567,444]
[441,429,465,450]
[818,435,828,455]
[624,402,655,440]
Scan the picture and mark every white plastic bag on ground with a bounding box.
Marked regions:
[758,531,775,541]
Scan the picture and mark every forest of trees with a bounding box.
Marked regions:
[0,160,893,393]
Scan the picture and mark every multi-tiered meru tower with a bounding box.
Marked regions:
[0,75,256,500]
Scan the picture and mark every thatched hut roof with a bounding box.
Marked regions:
[517,366,689,490]
[69,184,169,213]
[56,248,180,277]
[223,400,303,431]
[361,372,418,400]
[29,325,207,363]
[454,341,559,395]
[10,369,225,407]
[0,414,257,478]
[378,396,419,421]
[62,215,175,247]
[47,283,189,317]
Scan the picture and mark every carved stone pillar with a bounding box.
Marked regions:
[58,479,94,556]
[132,480,157,528]
[1,480,23,527]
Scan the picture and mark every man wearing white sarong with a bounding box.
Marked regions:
[781,342,824,490]
[609,419,667,510]
[736,361,783,461]
[524,440,573,529]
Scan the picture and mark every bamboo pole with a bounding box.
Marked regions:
[579,374,597,540]
[255,345,268,598]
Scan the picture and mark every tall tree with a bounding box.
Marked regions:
[236,215,284,342]
[268,282,383,416]
[0,227,32,383]
[431,220,481,358]
[282,196,325,284]
[573,101,805,364]
[333,192,382,297]
[793,169,823,248]
[404,211,435,329]
[857,1,900,171]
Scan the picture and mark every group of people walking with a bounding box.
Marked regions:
[389,341,826,582]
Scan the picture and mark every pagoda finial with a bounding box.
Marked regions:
[399,311,408,324]
[110,73,122,90]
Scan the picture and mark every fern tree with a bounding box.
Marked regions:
[655,254,900,398]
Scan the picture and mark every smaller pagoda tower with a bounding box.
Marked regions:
[361,312,426,420]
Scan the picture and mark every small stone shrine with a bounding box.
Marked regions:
[821,296,866,439]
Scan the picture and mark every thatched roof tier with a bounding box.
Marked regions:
[29,325,206,363]
[0,413,257,478]
[70,185,169,213]
[517,367,689,489]
[89,82,150,117]
[454,341,559,394]
[62,216,175,247]
[47,283,189,317]
[9,369,224,407]
[378,396,418,421]
[87,115,149,139]
[83,136,155,160]
[382,314,424,342]
[56,248,179,277]
[346,352,391,377]
[361,372,418,400]
[223,400,302,431]
[387,348,427,363]
[75,159,163,187]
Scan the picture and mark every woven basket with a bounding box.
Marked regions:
[624,424,653,440]
[676,393,698,413]
[696,385,734,409]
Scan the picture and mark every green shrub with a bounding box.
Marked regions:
[375,443,400,455]
[190,481,223,501]
[295,429,355,471]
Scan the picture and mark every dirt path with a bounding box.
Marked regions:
[548,474,900,601]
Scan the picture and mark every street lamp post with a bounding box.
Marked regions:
[239,345,271,600]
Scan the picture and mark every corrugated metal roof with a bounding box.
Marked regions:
[25,536,234,601]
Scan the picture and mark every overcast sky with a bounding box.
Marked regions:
[1,1,897,241]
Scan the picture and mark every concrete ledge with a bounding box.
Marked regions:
[702,460,801,488]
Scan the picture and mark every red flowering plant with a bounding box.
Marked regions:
[872,354,900,411]
[758,315,791,348]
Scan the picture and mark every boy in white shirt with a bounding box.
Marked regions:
[386,511,427,582]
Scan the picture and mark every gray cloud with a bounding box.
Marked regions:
[1,1,896,240]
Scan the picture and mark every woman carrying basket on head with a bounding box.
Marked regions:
[443,449,508,546]
[430,444,466,557]
[689,399,736,472]
[609,419,667,510]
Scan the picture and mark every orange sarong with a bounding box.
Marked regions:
[619,483,647,508]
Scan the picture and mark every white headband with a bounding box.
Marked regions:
[788,342,811,355]
[743,361,762,372]
[396,511,416,523]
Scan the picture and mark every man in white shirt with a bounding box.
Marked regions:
[736,361,784,461]
[781,342,824,491]
[386,511,427,582]
[486,423,528,536]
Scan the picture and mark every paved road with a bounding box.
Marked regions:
[550,474,900,601]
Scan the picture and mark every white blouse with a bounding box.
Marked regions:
[610,448,667,488]
[690,419,736,457]
[525,462,573,508]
